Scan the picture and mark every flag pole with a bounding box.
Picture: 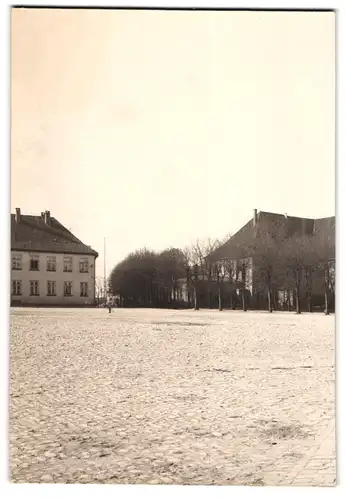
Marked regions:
[104,237,106,302]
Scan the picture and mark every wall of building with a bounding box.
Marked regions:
[11,251,97,306]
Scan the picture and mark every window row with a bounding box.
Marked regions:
[12,255,90,273]
[12,280,89,297]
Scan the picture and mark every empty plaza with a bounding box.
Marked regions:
[10,308,335,486]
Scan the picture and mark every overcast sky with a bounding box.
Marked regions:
[11,8,335,278]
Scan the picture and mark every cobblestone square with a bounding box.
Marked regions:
[10,308,336,486]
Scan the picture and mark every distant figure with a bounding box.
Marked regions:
[108,303,112,313]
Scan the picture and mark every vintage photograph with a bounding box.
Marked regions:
[10,7,335,486]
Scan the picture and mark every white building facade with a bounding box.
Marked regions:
[11,209,98,307]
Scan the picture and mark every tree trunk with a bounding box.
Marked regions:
[267,289,273,313]
[294,268,302,315]
[266,270,273,312]
[242,291,247,311]
[296,287,301,314]
[324,290,329,315]
[208,289,213,309]
[194,287,199,310]
[305,266,312,313]
[218,286,223,311]
[307,292,312,313]
[324,264,330,315]
[208,267,213,309]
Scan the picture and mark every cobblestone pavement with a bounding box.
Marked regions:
[9,308,335,486]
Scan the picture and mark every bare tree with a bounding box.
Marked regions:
[324,263,331,315]
[319,237,335,315]
[227,258,238,310]
[237,258,251,312]
[215,260,232,311]
[280,235,315,314]
[192,264,200,310]
[240,223,288,312]
[256,244,278,312]
[183,237,225,310]
[327,259,335,314]
[94,276,106,306]
[303,265,313,313]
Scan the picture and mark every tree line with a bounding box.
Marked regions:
[109,247,188,308]
[108,228,335,314]
[108,236,229,309]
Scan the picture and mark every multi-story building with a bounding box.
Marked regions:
[205,209,335,310]
[176,209,335,311]
[11,208,98,307]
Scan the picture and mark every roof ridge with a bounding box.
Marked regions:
[258,211,315,220]
[314,216,335,221]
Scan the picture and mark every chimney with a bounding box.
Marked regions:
[44,210,51,225]
[15,208,21,223]
[253,209,257,227]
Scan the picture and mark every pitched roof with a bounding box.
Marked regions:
[206,219,254,261]
[11,212,98,257]
[207,211,334,262]
[311,216,335,260]
[313,216,335,241]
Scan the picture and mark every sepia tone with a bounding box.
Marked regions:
[10,8,335,486]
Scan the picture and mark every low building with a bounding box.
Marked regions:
[11,208,98,307]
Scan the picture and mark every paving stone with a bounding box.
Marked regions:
[10,308,335,485]
[40,474,53,482]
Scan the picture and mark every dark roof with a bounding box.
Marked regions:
[311,216,335,260]
[207,211,334,262]
[313,216,335,241]
[11,213,98,257]
[207,219,254,261]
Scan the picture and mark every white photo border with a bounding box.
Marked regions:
[1,2,344,500]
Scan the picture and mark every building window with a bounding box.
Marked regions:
[47,281,56,296]
[12,255,22,270]
[63,256,72,272]
[64,281,72,296]
[30,255,39,271]
[80,282,88,297]
[79,258,89,273]
[30,280,40,296]
[47,256,56,272]
[12,280,22,295]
